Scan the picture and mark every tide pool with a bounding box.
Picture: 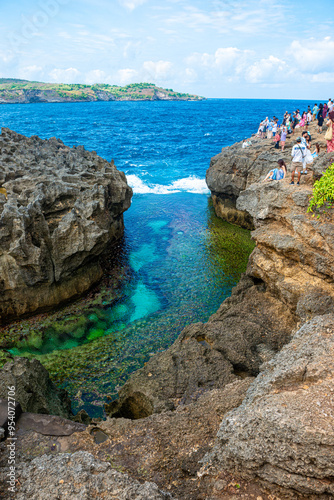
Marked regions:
[8,193,254,416]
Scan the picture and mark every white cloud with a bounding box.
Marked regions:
[142,60,173,81]
[164,1,286,35]
[310,72,334,84]
[48,67,81,83]
[18,65,44,81]
[84,69,107,84]
[289,37,334,73]
[245,55,289,84]
[116,68,138,85]
[118,0,148,11]
[186,47,251,79]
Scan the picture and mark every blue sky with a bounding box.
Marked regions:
[0,0,333,98]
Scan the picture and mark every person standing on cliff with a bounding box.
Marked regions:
[325,111,334,153]
[290,137,306,185]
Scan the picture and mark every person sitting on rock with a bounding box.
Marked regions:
[290,137,307,185]
[263,159,287,182]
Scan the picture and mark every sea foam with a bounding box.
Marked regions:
[126,174,209,195]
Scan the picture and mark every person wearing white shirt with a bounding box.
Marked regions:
[290,137,307,185]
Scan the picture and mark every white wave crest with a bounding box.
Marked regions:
[126,175,209,195]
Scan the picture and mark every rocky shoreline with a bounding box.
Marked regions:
[1,123,334,499]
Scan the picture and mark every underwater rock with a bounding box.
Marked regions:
[0,127,132,322]
[205,314,334,497]
[14,451,173,499]
[0,357,72,418]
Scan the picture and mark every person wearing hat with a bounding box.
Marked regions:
[326,110,334,152]
[290,137,307,185]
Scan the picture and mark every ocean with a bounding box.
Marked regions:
[0,98,315,415]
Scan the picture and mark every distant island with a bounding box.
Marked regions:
[0,79,204,104]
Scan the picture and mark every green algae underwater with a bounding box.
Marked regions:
[0,193,254,417]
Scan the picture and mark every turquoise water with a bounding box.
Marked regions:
[8,193,253,415]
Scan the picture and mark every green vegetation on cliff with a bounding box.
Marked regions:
[308,162,334,214]
[0,79,204,103]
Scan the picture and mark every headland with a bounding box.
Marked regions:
[0,79,204,104]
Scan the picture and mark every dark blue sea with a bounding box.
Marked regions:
[0,98,315,415]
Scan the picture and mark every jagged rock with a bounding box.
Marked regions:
[206,123,334,320]
[206,314,334,497]
[14,451,173,499]
[0,128,132,321]
[0,357,71,418]
[106,274,297,417]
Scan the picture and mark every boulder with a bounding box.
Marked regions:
[0,357,71,418]
[206,314,334,497]
[0,128,132,322]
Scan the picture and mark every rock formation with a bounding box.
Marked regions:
[0,127,132,322]
[2,124,334,498]
[207,314,334,498]
[0,357,71,418]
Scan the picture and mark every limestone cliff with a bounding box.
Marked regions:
[0,128,132,322]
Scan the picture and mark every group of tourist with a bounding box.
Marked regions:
[259,99,334,185]
[256,99,334,154]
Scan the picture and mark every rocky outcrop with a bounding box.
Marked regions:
[206,314,334,498]
[206,131,333,229]
[3,379,254,499]
[237,180,334,316]
[0,128,132,321]
[14,451,173,499]
[0,357,71,418]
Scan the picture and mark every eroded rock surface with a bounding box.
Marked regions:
[0,357,71,418]
[206,314,334,498]
[2,380,254,499]
[0,127,132,322]
[14,451,173,500]
[237,180,334,316]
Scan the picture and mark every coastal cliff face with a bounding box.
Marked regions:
[0,128,132,322]
[0,80,203,103]
[206,127,334,318]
